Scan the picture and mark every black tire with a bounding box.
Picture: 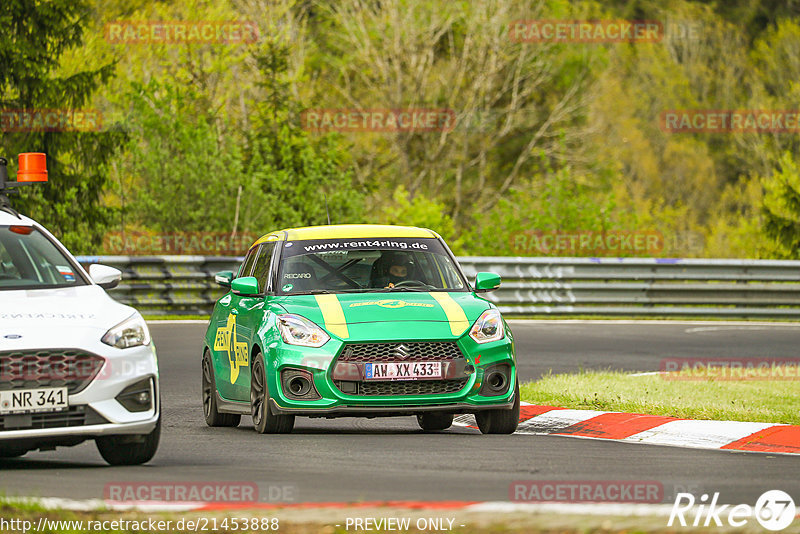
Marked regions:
[0,447,27,458]
[475,380,520,435]
[416,412,454,431]
[250,353,294,434]
[96,414,161,465]
[203,350,241,427]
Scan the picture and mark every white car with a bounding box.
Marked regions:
[0,209,160,465]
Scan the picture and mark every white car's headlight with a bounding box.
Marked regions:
[101,314,151,349]
[277,314,330,347]
[469,309,505,344]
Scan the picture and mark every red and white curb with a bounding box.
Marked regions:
[454,403,800,455]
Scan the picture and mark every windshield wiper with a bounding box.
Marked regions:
[387,287,431,291]
[285,287,438,295]
[350,286,435,292]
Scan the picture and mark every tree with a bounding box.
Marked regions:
[120,80,242,233]
[0,0,124,250]
[762,152,800,258]
[309,0,601,225]
[238,42,364,232]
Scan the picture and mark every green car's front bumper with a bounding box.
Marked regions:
[262,331,517,418]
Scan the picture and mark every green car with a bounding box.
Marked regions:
[202,224,519,434]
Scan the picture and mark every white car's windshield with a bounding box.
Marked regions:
[277,237,467,294]
[0,225,86,290]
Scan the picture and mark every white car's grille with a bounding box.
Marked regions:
[0,349,105,394]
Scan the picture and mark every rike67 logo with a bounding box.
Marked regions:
[669,490,796,531]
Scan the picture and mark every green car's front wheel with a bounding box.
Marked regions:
[202,351,241,428]
[475,380,520,435]
[250,353,295,434]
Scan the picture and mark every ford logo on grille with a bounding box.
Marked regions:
[392,344,411,360]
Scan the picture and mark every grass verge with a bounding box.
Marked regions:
[520,369,800,425]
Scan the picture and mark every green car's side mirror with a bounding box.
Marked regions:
[231,276,259,296]
[215,270,234,288]
[474,272,501,292]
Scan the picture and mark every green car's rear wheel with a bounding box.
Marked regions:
[416,412,454,431]
[251,353,294,434]
[202,350,241,427]
[475,380,520,435]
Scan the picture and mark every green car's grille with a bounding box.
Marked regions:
[334,378,469,396]
[338,342,465,363]
[0,349,105,394]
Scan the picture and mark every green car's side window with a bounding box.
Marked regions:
[238,246,260,278]
[252,242,276,293]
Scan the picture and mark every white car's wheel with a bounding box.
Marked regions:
[96,414,161,465]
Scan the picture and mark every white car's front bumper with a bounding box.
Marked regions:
[0,341,160,443]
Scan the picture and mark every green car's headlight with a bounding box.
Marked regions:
[101,314,151,349]
[277,314,330,347]
[469,309,505,344]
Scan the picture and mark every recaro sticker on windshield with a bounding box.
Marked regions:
[213,313,249,383]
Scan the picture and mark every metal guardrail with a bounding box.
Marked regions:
[77,256,800,317]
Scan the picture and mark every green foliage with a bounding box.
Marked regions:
[762,152,800,258]
[371,186,464,254]
[469,165,632,256]
[0,0,124,251]
[112,39,363,238]
[8,0,800,258]
[239,126,363,232]
[119,80,242,232]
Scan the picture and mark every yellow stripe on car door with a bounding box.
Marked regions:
[430,292,470,336]
[314,294,350,339]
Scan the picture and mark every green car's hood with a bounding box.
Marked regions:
[272,291,490,340]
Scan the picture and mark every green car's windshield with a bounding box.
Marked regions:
[277,237,467,294]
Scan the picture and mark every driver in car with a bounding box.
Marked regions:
[374,252,415,288]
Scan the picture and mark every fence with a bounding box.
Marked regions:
[76,256,800,318]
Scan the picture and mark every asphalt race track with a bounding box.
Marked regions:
[1,321,798,505]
